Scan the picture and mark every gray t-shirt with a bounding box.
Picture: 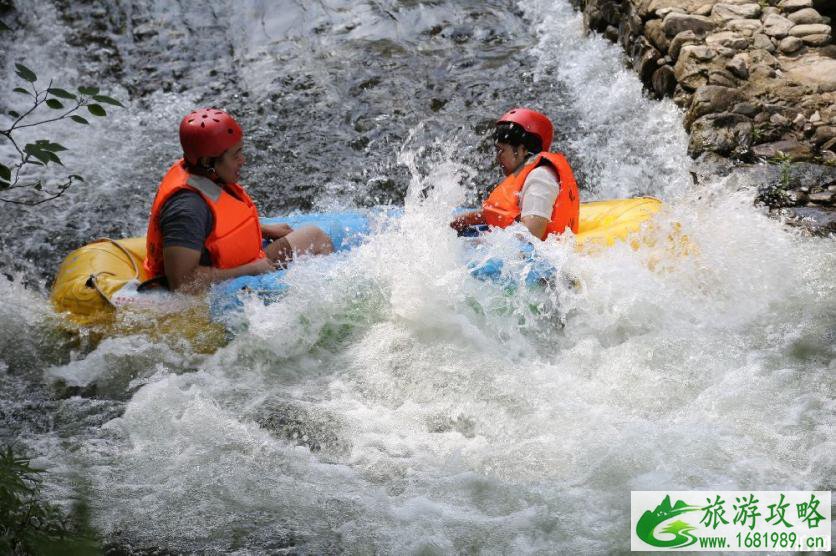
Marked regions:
[159,190,213,266]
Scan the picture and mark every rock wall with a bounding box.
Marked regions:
[570,0,836,224]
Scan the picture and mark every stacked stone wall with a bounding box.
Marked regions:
[570,0,836,220]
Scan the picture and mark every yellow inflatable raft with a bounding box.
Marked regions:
[51,198,674,325]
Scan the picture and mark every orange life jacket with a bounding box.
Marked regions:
[143,160,265,278]
[482,152,580,239]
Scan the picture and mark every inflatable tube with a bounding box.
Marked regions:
[51,199,666,325]
[51,237,151,325]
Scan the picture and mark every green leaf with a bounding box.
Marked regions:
[13,87,30,95]
[0,20,11,32]
[48,87,77,99]
[34,182,42,190]
[9,110,20,118]
[28,160,44,166]
[24,143,51,165]
[46,151,63,165]
[78,86,99,96]
[0,179,9,190]
[70,115,89,125]
[0,163,10,182]
[69,174,84,182]
[92,94,124,107]
[14,63,37,83]
[87,104,106,117]
[45,98,64,109]
[40,142,67,152]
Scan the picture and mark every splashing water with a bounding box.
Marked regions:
[0,0,833,552]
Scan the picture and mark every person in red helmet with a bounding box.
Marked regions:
[451,108,579,241]
[143,108,333,293]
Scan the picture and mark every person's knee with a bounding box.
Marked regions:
[288,226,333,256]
[314,227,334,254]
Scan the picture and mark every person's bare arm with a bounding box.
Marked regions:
[163,246,277,293]
[520,215,549,240]
[262,222,293,240]
[450,210,486,232]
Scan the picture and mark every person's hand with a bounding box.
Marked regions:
[249,256,280,275]
[262,222,293,240]
[450,211,478,232]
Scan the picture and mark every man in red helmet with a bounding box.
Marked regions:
[451,108,579,241]
[143,108,333,293]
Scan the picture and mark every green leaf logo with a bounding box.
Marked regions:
[636,495,701,548]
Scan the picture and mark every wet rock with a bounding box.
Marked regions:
[686,85,745,129]
[779,0,813,11]
[656,7,686,20]
[780,206,836,235]
[733,102,759,116]
[643,0,708,19]
[673,85,694,108]
[706,31,749,50]
[712,3,762,22]
[783,54,836,92]
[771,113,791,126]
[793,113,807,129]
[749,47,780,68]
[726,53,750,79]
[813,125,836,145]
[688,112,753,157]
[694,3,713,17]
[808,191,835,203]
[646,18,670,52]
[751,139,812,160]
[752,33,777,52]
[635,39,663,83]
[788,8,825,25]
[670,29,702,60]
[801,33,832,46]
[779,35,806,53]
[708,69,739,87]
[763,13,796,38]
[663,12,716,37]
[675,45,716,89]
[726,19,763,35]
[619,13,645,48]
[652,64,678,98]
[789,23,831,37]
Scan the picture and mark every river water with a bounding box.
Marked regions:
[1,0,833,553]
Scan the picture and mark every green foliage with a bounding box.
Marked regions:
[1,56,124,205]
[86,104,106,117]
[47,88,76,100]
[769,151,793,189]
[14,63,37,83]
[0,446,99,555]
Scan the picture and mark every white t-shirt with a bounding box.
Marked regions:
[519,164,559,220]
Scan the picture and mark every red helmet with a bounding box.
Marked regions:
[496,108,553,152]
[179,108,243,164]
